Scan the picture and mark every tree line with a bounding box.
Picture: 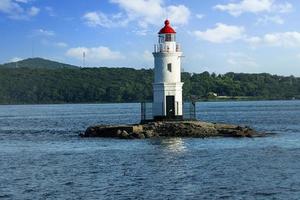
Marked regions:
[0,67,299,104]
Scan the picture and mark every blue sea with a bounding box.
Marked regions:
[0,100,300,199]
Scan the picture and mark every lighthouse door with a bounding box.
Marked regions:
[166,96,175,118]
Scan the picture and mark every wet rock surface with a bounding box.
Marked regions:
[80,121,267,139]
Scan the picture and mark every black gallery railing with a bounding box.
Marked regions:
[141,102,196,122]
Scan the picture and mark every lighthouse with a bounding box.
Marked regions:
[152,20,183,120]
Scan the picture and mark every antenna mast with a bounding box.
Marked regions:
[83,51,86,68]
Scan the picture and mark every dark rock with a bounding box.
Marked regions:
[81,120,267,139]
[131,132,145,139]
[138,133,145,139]
[119,130,129,139]
[144,131,153,138]
[79,133,84,137]
[117,129,122,135]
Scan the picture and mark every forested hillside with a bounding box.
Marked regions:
[0,58,299,104]
[0,58,78,69]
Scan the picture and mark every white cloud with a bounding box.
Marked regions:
[84,0,191,30]
[55,42,68,48]
[227,52,258,67]
[256,15,284,25]
[192,23,300,48]
[132,29,148,36]
[34,29,55,37]
[166,5,190,25]
[263,32,300,47]
[272,2,293,13]
[195,14,204,20]
[214,0,292,16]
[142,50,153,61]
[40,39,68,48]
[0,0,39,19]
[245,36,262,46]
[246,32,300,47]
[192,23,245,43]
[15,0,30,3]
[9,57,23,62]
[28,6,39,16]
[110,0,164,27]
[66,46,124,62]
[45,6,55,17]
[83,11,129,28]
[83,12,115,28]
[0,0,23,14]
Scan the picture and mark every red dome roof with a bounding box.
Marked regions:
[159,20,176,34]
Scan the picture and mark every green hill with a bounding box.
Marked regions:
[0,58,299,104]
[0,57,78,69]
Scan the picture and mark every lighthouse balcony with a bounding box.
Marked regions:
[154,43,181,53]
[141,101,196,123]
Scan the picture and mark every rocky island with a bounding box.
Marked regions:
[80,21,268,140]
[80,121,266,139]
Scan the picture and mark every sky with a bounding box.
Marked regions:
[0,0,300,76]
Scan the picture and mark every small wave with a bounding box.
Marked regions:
[0,194,13,199]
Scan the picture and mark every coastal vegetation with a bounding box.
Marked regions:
[0,58,299,104]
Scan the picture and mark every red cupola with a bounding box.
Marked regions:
[159,19,176,34]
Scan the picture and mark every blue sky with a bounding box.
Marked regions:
[1,0,300,76]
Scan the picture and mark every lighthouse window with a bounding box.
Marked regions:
[167,63,172,72]
[159,35,164,43]
[165,34,172,42]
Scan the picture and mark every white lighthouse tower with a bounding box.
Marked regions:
[152,20,183,120]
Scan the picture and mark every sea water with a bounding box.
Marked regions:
[0,101,300,199]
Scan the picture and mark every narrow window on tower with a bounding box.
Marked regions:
[159,35,164,43]
[165,34,172,42]
[167,63,172,72]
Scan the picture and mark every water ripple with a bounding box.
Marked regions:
[0,101,300,199]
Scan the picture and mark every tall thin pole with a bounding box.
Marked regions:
[83,51,86,68]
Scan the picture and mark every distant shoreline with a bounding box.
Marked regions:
[1,58,299,106]
[0,98,299,106]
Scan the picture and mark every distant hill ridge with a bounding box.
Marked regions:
[0,57,78,69]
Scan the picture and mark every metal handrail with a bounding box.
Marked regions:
[154,43,181,53]
[141,101,196,121]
